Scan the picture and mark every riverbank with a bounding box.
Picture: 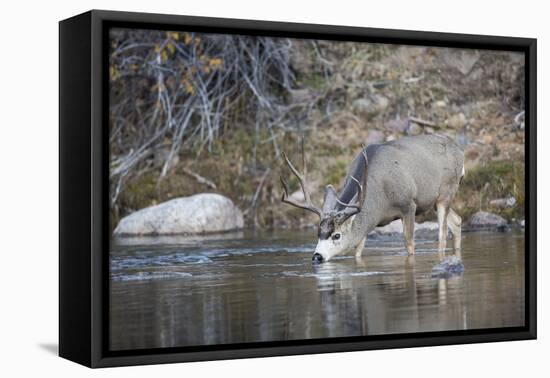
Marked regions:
[111,45,525,232]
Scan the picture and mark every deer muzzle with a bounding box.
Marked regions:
[312,253,324,264]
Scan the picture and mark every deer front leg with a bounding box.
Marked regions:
[402,204,416,255]
[355,236,366,257]
[447,208,462,260]
[436,202,449,260]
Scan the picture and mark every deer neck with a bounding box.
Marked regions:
[351,179,385,237]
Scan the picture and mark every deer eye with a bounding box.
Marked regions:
[332,233,341,241]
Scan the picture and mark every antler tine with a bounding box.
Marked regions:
[280,175,322,217]
[349,175,362,204]
[280,150,322,218]
[283,152,314,205]
[333,175,362,211]
[361,144,368,165]
[333,145,369,213]
[359,145,368,205]
[328,147,369,223]
[334,198,361,212]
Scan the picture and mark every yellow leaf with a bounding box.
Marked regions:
[208,58,222,68]
[183,33,192,46]
[109,66,119,80]
[166,31,180,41]
[185,82,194,94]
[181,77,194,95]
[166,42,175,55]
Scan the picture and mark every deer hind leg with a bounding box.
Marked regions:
[447,208,462,260]
[402,203,417,256]
[436,202,449,259]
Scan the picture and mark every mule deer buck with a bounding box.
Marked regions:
[281,134,464,263]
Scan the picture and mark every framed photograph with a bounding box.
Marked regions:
[59,10,536,368]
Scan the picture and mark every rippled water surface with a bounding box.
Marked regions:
[110,230,525,351]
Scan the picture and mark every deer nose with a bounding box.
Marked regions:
[312,253,324,264]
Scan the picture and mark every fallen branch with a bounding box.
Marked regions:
[182,167,217,190]
[409,116,439,128]
[372,75,423,89]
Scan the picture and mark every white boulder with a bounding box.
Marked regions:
[114,193,244,236]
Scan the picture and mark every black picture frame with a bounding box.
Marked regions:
[59,9,537,368]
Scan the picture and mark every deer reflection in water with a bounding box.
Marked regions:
[309,255,467,336]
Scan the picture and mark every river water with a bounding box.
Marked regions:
[109,230,525,351]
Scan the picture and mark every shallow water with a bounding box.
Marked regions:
[109,230,525,351]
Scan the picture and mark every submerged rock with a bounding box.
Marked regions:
[468,211,508,229]
[432,256,464,278]
[114,193,244,236]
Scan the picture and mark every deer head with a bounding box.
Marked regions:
[281,142,368,263]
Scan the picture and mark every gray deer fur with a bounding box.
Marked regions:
[281,134,465,263]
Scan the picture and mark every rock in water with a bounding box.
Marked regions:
[432,256,464,278]
[114,193,244,236]
[468,211,508,229]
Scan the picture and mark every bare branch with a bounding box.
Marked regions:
[109,29,298,207]
[409,116,439,128]
[182,167,217,190]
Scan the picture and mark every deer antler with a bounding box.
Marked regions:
[359,144,368,205]
[333,175,362,212]
[281,143,368,222]
[331,145,369,223]
[280,142,322,218]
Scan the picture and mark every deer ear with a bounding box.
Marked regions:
[322,185,338,213]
